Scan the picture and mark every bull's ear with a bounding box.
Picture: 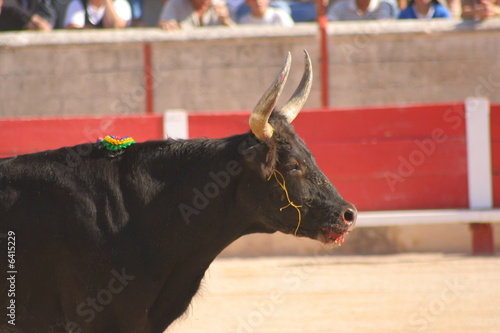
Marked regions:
[240,137,278,180]
[260,140,278,179]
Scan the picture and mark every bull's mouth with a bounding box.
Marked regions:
[319,227,349,246]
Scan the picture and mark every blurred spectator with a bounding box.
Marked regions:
[227,0,245,18]
[31,0,72,29]
[128,0,144,25]
[234,0,321,22]
[327,0,399,20]
[461,0,500,18]
[398,0,451,18]
[64,0,132,28]
[0,0,31,30]
[446,0,461,16]
[397,0,408,9]
[239,0,295,25]
[0,0,54,30]
[26,11,54,29]
[397,0,460,17]
[17,0,37,12]
[270,0,317,21]
[133,0,163,26]
[158,0,233,30]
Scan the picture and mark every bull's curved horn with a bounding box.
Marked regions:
[249,52,291,141]
[280,50,313,124]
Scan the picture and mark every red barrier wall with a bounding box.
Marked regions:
[189,104,469,211]
[0,103,495,212]
[0,115,163,157]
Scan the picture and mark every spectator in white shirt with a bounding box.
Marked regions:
[327,0,399,20]
[158,0,233,30]
[64,0,131,28]
[239,0,294,25]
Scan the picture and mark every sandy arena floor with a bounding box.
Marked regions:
[168,253,499,333]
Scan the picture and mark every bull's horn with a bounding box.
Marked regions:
[280,50,313,124]
[249,52,291,141]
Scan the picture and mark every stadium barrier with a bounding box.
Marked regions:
[1,99,498,254]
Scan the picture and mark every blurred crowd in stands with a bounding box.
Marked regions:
[0,0,499,31]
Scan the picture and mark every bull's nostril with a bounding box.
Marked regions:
[342,207,357,226]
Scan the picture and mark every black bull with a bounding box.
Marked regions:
[0,51,356,333]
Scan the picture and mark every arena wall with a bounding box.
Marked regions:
[1,19,500,117]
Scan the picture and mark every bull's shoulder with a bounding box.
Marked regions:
[0,141,150,234]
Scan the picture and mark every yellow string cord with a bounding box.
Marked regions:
[268,169,303,236]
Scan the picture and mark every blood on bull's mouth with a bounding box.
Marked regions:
[320,227,348,246]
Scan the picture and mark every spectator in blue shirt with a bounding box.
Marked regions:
[398,0,451,18]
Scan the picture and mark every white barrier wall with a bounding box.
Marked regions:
[1,19,500,117]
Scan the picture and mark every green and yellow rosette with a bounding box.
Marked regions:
[100,135,136,151]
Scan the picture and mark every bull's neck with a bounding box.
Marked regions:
[141,135,265,260]
[172,135,259,238]
[127,136,272,326]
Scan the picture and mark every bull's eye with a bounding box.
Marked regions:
[285,161,301,173]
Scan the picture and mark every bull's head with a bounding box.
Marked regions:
[242,50,356,245]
